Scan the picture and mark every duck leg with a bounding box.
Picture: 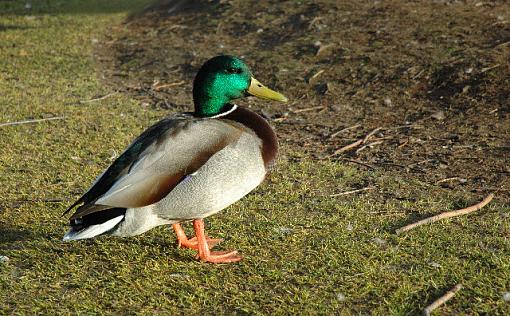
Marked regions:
[172,223,222,250]
[193,219,242,263]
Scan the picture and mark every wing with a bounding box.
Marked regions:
[65,114,244,220]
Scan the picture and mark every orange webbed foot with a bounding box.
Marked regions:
[173,223,222,250]
[197,250,243,263]
[179,236,223,250]
[192,219,242,264]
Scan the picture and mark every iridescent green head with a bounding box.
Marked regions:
[192,55,287,117]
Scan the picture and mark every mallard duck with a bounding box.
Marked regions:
[63,55,287,263]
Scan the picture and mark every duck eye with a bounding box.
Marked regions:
[227,67,242,74]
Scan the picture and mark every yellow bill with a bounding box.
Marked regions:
[247,77,288,102]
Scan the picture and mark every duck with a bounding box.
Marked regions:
[63,55,288,263]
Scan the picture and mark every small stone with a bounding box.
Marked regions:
[383,97,392,106]
[503,292,510,302]
[315,83,328,95]
[465,67,473,74]
[431,111,445,120]
[316,43,335,58]
[336,292,346,302]
[0,256,10,263]
[372,237,386,246]
[462,85,470,94]
[274,227,293,234]
[346,223,354,231]
[256,28,263,33]
[260,109,273,120]
[169,273,190,279]
[429,261,441,268]
[108,149,118,161]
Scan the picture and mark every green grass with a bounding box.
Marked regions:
[1,1,510,314]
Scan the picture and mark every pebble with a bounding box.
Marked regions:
[503,292,510,302]
[169,273,190,279]
[0,256,10,263]
[336,292,346,302]
[428,261,441,268]
[431,111,445,120]
[274,227,293,234]
[372,237,387,246]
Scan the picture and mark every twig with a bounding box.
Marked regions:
[0,116,65,127]
[397,140,409,149]
[363,127,381,143]
[15,198,64,203]
[396,194,494,234]
[330,187,374,197]
[407,159,435,168]
[333,139,363,155]
[355,140,384,154]
[329,124,361,138]
[493,40,510,48]
[292,106,325,113]
[152,80,186,91]
[435,177,461,184]
[481,64,500,73]
[340,158,375,169]
[79,92,117,103]
[375,161,425,173]
[310,69,325,81]
[332,127,381,155]
[422,284,463,316]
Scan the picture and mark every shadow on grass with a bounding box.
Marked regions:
[0,0,153,16]
[0,227,34,243]
[0,23,34,32]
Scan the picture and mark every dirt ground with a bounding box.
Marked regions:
[96,0,509,202]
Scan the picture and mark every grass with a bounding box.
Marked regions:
[1,0,510,314]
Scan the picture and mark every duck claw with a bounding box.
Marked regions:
[179,236,223,250]
[196,250,243,263]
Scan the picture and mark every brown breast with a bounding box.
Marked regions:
[223,106,278,170]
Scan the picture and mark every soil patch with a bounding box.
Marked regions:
[96,0,510,201]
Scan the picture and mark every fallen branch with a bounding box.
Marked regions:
[481,64,500,73]
[330,186,374,197]
[435,177,461,184]
[292,106,325,113]
[396,194,494,234]
[332,127,381,156]
[329,124,361,138]
[0,116,65,127]
[363,127,381,143]
[333,139,363,155]
[423,284,463,316]
[152,80,186,91]
[355,140,383,154]
[340,158,375,169]
[79,92,117,103]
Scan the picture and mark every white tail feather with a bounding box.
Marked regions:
[62,215,124,241]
